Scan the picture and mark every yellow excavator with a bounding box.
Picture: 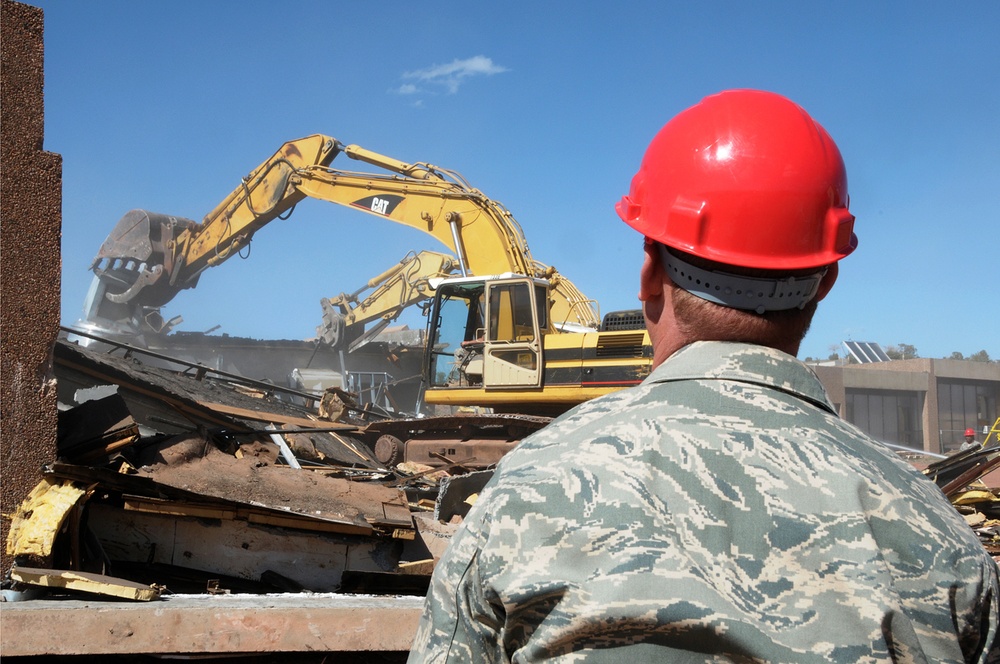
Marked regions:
[86,134,651,466]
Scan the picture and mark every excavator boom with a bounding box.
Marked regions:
[86,134,598,336]
[90,136,340,320]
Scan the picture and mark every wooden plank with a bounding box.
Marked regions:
[48,463,387,538]
[195,400,356,430]
[245,510,373,536]
[10,567,162,601]
[124,496,238,520]
[942,454,1000,496]
[123,494,374,536]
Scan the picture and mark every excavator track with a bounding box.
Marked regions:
[361,414,552,468]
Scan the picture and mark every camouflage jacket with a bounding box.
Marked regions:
[408,341,1000,663]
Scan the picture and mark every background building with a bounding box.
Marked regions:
[813,357,1000,455]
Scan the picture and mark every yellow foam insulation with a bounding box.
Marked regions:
[953,488,999,506]
[5,477,86,556]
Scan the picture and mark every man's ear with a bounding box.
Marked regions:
[639,240,664,302]
[814,263,839,303]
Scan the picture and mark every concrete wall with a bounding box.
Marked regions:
[1,0,62,573]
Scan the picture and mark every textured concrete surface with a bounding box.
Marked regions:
[0,0,63,574]
[0,592,424,656]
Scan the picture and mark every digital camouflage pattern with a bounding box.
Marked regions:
[409,341,1000,663]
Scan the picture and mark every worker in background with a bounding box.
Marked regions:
[408,90,999,662]
[961,427,980,451]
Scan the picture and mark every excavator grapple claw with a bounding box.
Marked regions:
[90,209,196,307]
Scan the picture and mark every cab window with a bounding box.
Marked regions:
[489,282,535,342]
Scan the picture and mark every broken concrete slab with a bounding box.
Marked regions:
[0,592,424,656]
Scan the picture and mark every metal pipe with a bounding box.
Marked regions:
[446,212,469,277]
[266,425,302,470]
[880,440,948,459]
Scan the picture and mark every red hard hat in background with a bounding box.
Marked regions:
[617,89,857,271]
[965,428,976,437]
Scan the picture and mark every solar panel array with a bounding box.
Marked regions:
[843,341,892,363]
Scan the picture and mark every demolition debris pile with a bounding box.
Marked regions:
[4,337,478,601]
[919,444,1000,557]
[4,336,1000,605]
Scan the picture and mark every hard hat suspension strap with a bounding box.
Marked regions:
[659,245,826,315]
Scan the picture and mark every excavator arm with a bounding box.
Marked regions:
[88,135,341,331]
[318,249,459,350]
[86,134,599,336]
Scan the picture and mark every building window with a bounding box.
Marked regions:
[938,379,999,453]
[845,390,924,450]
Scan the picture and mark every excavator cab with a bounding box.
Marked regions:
[425,275,546,392]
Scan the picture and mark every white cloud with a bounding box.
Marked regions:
[400,56,508,95]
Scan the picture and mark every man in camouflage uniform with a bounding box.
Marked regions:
[408,90,1000,663]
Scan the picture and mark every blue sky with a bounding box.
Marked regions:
[34,1,999,362]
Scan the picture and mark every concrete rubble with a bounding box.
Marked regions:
[8,336,999,587]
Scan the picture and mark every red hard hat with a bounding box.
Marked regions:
[965,428,976,437]
[617,89,857,270]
